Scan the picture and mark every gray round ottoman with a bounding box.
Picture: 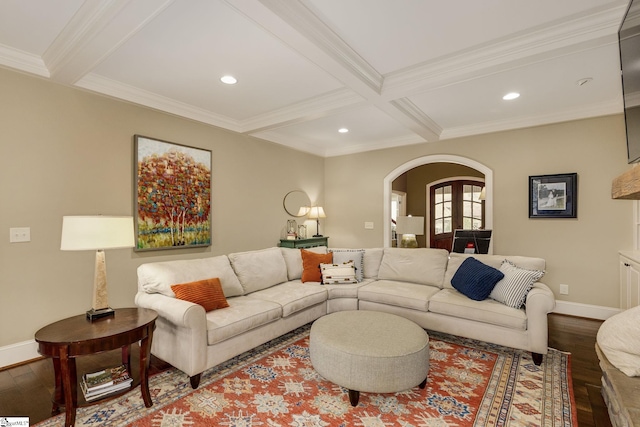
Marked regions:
[309,310,429,406]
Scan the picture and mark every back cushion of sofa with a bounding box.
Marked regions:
[377,248,449,287]
[443,253,546,289]
[363,248,384,279]
[137,255,244,298]
[229,247,289,294]
[280,246,327,280]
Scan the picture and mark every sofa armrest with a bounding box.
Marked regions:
[135,291,206,331]
[524,282,556,354]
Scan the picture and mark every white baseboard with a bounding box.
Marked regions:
[0,339,39,369]
[0,301,621,369]
[553,300,622,320]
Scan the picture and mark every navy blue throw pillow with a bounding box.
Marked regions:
[451,257,505,301]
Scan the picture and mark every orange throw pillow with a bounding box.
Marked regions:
[301,249,332,283]
[171,278,229,312]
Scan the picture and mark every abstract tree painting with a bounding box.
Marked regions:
[134,135,211,251]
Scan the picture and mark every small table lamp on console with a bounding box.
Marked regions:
[308,206,326,237]
[60,215,135,321]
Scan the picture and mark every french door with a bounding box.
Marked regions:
[430,180,484,251]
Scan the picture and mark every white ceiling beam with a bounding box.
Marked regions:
[43,0,174,85]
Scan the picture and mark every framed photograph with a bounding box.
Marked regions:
[134,135,212,251]
[529,173,577,218]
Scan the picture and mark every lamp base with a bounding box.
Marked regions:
[86,307,115,321]
[400,234,418,248]
[313,234,323,237]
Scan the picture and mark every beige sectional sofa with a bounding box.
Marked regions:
[135,246,556,388]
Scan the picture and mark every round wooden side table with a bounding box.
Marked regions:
[35,307,157,427]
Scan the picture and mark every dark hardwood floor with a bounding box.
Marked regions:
[0,313,611,425]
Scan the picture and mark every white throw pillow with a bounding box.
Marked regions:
[597,306,640,376]
[320,261,357,284]
[489,260,545,308]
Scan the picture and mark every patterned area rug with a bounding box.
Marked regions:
[35,324,576,426]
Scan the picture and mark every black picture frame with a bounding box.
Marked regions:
[529,173,577,218]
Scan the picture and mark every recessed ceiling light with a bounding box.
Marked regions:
[221,75,237,85]
[502,92,520,100]
[338,128,349,133]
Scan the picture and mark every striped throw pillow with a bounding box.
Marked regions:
[171,277,229,312]
[489,260,545,308]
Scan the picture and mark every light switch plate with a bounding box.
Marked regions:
[364,222,374,229]
[10,227,30,243]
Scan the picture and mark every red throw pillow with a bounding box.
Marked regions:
[171,278,229,312]
[301,249,332,283]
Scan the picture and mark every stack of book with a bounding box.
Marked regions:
[81,365,132,401]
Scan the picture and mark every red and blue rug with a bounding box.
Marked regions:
[35,324,575,426]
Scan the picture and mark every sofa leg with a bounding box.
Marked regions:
[532,352,543,365]
[190,373,202,389]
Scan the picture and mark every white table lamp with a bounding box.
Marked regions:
[395,216,424,248]
[61,216,134,320]
[308,206,326,237]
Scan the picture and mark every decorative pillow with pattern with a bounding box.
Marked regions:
[170,277,229,312]
[320,261,357,284]
[489,259,545,308]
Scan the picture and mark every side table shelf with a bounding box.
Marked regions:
[279,236,329,249]
[35,307,157,427]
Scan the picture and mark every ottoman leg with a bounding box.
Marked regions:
[419,378,427,389]
[348,389,360,406]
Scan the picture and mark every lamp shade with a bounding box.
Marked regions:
[61,216,135,251]
[308,206,326,219]
[395,216,424,236]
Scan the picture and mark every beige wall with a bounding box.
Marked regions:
[325,115,633,308]
[0,68,324,347]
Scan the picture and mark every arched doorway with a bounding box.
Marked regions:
[383,155,493,249]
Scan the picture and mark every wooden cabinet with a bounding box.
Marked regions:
[620,251,640,309]
[279,236,328,249]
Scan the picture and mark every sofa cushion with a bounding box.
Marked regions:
[229,247,289,294]
[451,257,504,301]
[137,255,244,298]
[171,278,229,312]
[444,253,546,289]
[358,279,441,311]
[489,260,545,308]
[205,296,282,345]
[246,281,327,317]
[329,249,365,282]
[323,279,373,299]
[301,249,333,283]
[597,305,640,376]
[280,246,327,280]
[320,261,357,284]
[377,248,449,287]
[363,248,384,279]
[429,289,527,330]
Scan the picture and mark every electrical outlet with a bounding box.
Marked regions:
[10,227,31,243]
[559,284,569,295]
[364,222,374,229]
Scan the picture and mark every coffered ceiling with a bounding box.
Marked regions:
[0,0,630,156]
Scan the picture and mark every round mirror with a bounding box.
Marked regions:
[283,190,310,217]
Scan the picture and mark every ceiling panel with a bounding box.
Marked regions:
[92,0,343,120]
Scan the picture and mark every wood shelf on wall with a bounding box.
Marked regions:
[612,165,640,199]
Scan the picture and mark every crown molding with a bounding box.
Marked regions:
[75,73,243,132]
[0,44,49,77]
[440,99,622,140]
[240,88,365,133]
